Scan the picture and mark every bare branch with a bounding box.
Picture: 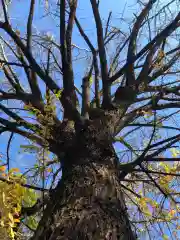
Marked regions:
[147,135,180,159]
[90,0,111,108]
[104,11,112,39]
[149,53,180,83]
[66,0,77,64]
[110,12,180,83]
[1,0,9,23]
[3,66,24,92]
[126,0,157,86]
[0,22,60,93]
[0,59,30,68]
[81,66,93,119]
[60,0,78,119]
[0,36,41,100]
[129,123,180,132]
[119,111,157,178]
[27,0,35,51]
[153,102,180,110]
[133,168,180,177]
[75,17,100,107]
[140,164,169,198]
[145,157,180,162]
[121,184,141,198]
[109,37,129,76]
[7,132,13,172]
[93,54,100,108]
[0,103,39,131]
[75,17,96,53]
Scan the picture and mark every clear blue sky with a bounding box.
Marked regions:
[0,1,179,239]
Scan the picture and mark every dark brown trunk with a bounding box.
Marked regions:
[32,121,136,240]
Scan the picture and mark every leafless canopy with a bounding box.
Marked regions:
[0,0,180,237]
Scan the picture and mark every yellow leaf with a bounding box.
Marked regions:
[0,220,4,227]
[13,218,20,223]
[1,173,7,178]
[2,192,6,205]
[162,234,169,240]
[170,148,180,157]
[10,168,20,173]
[159,162,170,173]
[9,227,15,239]
[8,213,14,223]
[8,221,14,228]
[169,209,176,217]
[46,168,52,173]
[0,166,6,171]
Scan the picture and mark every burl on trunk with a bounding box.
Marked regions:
[32,117,136,240]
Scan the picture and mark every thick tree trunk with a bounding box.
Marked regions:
[32,120,136,240]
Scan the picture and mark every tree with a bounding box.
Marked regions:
[0,0,180,239]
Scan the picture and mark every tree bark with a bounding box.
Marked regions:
[32,120,136,240]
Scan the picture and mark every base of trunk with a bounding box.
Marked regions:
[32,137,136,240]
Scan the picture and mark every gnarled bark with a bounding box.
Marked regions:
[32,119,136,240]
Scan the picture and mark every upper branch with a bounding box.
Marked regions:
[60,0,67,70]
[118,133,180,180]
[0,20,82,123]
[60,0,79,118]
[104,11,112,39]
[81,65,93,118]
[27,0,35,51]
[1,0,9,23]
[66,0,77,65]
[75,17,100,107]
[26,0,42,102]
[126,0,157,86]
[0,22,60,92]
[110,12,180,83]
[90,0,111,108]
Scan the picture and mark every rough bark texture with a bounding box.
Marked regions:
[32,116,136,240]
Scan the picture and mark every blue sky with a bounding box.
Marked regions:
[0,0,179,239]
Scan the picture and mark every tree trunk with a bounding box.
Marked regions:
[32,120,136,240]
